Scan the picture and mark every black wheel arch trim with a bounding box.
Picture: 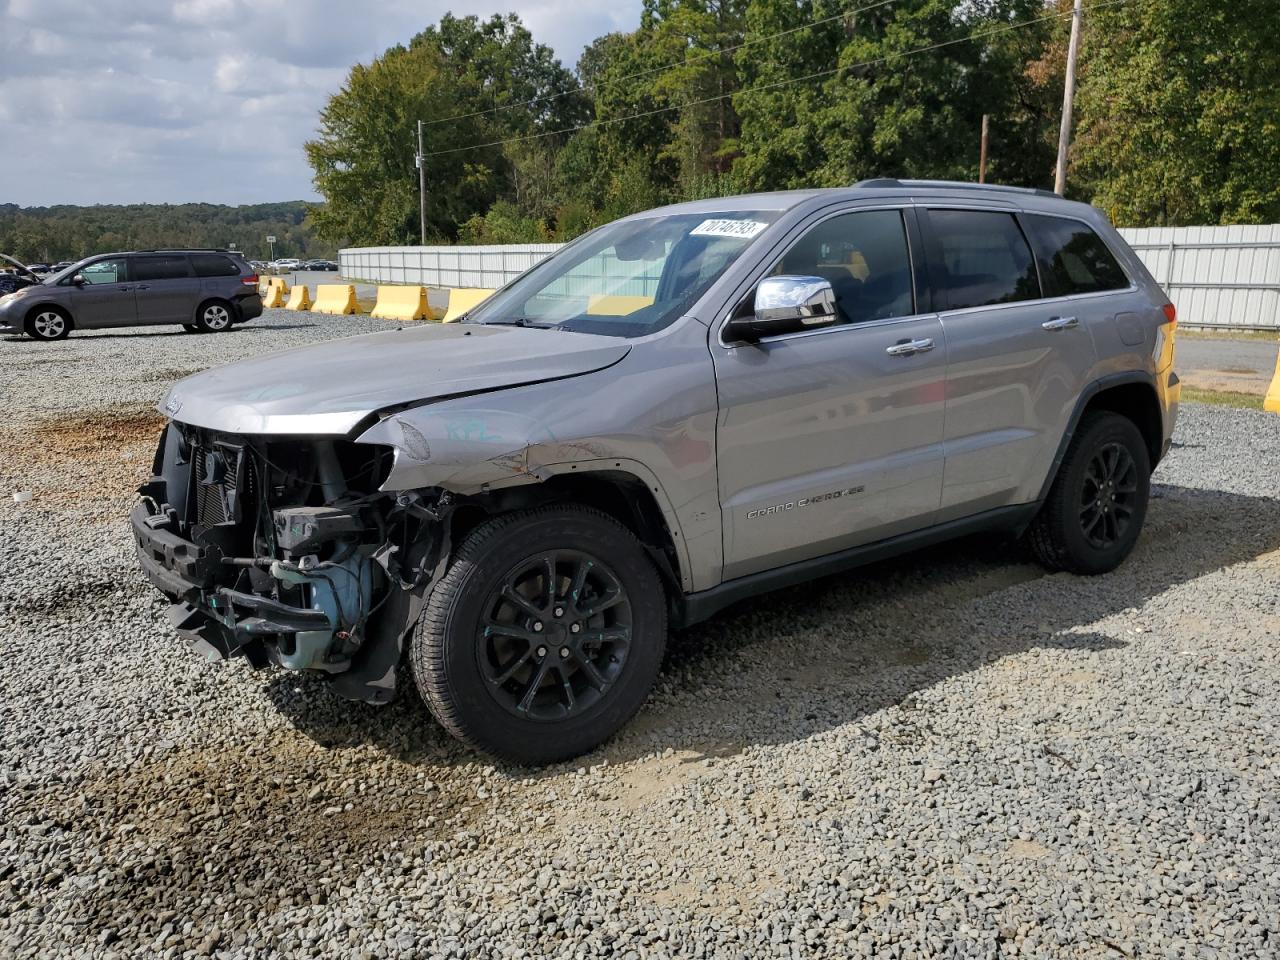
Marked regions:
[1033,370,1162,505]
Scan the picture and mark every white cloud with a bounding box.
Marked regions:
[0,0,641,205]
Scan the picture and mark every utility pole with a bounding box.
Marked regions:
[979,114,990,184]
[416,120,427,246]
[1054,0,1083,196]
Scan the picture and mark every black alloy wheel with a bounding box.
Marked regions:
[412,505,666,764]
[479,550,633,722]
[1028,410,1151,574]
[1078,441,1139,549]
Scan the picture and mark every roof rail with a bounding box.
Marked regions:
[854,178,1060,199]
[134,247,232,254]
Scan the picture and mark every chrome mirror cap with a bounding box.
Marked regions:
[754,275,837,325]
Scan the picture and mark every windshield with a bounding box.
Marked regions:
[465,210,781,337]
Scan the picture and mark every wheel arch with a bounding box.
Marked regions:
[24,301,73,326]
[194,296,237,323]
[449,468,687,604]
[1037,372,1164,503]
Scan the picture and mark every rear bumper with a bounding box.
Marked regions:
[235,293,263,322]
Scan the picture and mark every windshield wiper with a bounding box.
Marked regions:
[481,317,555,328]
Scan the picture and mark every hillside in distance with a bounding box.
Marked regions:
[0,201,337,263]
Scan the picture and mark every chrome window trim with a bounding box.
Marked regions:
[716,203,928,349]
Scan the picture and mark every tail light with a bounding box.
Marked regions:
[242,273,259,287]
[1162,303,1177,327]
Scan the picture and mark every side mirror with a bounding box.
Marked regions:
[725,275,838,343]
[71,274,86,287]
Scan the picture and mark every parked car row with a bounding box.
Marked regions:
[0,248,263,340]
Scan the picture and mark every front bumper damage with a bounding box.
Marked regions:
[132,422,451,704]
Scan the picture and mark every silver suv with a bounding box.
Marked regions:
[132,181,1179,764]
[0,249,262,340]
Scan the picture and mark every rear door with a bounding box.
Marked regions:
[68,257,136,328]
[921,207,1096,520]
[133,255,200,325]
[712,205,947,580]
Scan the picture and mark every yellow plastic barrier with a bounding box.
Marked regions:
[312,283,359,316]
[1265,345,1280,414]
[284,285,312,311]
[261,277,289,308]
[587,294,654,316]
[371,285,435,322]
[441,288,496,323]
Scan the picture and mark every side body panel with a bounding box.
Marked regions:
[134,256,202,325]
[69,258,137,328]
[357,319,723,591]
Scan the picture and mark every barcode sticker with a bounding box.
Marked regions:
[690,219,769,240]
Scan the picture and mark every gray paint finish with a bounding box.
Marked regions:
[156,182,1179,597]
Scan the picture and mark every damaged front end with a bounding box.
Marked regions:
[131,422,452,704]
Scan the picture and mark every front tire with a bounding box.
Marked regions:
[194,300,233,333]
[1028,411,1151,574]
[412,506,667,764]
[26,307,72,341]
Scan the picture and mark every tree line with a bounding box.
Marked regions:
[0,202,335,264]
[305,0,1280,248]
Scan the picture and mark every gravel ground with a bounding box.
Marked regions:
[1,311,1278,959]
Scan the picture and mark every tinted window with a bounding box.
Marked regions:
[133,256,191,281]
[79,258,127,285]
[929,210,1040,310]
[770,209,914,324]
[190,254,240,278]
[1023,214,1128,296]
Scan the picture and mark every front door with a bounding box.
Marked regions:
[133,255,200,325]
[711,207,947,582]
[69,257,136,327]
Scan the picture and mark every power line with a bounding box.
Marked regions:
[423,0,1126,160]
[420,0,903,129]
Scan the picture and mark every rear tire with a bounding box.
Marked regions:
[411,505,667,765]
[26,307,72,341]
[1027,411,1151,574]
[194,300,233,333]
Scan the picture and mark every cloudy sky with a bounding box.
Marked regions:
[0,0,639,207]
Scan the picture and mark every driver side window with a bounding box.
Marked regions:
[80,258,127,285]
[768,209,914,325]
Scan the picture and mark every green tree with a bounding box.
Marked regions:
[306,14,585,246]
[1073,0,1280,225]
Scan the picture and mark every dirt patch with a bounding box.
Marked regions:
[4,406,164,514]
[7,740,488,952]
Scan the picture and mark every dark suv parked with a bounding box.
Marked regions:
[0,249,263,341]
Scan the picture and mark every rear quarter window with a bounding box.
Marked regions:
[1022,214,1129,296]
[190,254,242,278]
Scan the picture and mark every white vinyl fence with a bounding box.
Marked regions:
[341,223,1280,330]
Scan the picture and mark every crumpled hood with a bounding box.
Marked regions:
[161,323,631,435]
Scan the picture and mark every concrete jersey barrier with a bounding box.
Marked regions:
[312,284,359,316]
[371,285,435,322]
[441,288,496,323]
[284,286,312,311]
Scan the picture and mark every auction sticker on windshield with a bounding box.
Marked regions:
[690,219,769,239]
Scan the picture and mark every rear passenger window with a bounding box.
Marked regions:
[133,256,191,281]
[928,210,1041,310]
[1023,214,1128,296]
[190,254,240,278]
[769,209,914,324]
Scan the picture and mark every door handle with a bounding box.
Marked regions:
[886,338,935,357]
[1042,315,1078,331]
[135,284,150,291]
[117,285,132,291]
